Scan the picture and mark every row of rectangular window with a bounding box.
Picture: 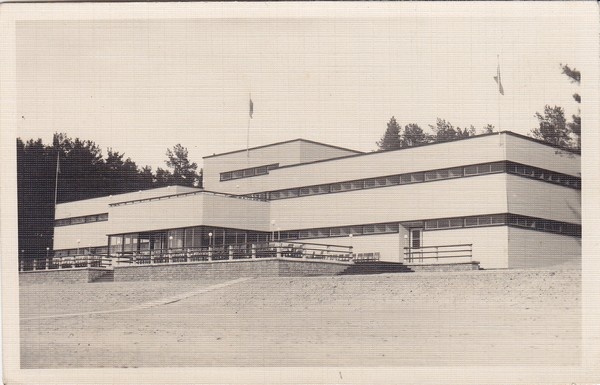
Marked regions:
[506,162,581,189]
[279,223,400,240]
[53,246,109,257]
[54,213,108,227]
[220,163,279,181]
[278,214,580,241]
[253,161,506,200]
[245,161,580,201]
[425,214,507,229]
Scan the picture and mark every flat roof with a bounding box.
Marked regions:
[202,138,364,159]
[270,131,580,171]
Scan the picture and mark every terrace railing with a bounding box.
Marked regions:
[19,255,113,271]
[19,241,358,271]
[403,244,473,264]
[113,241,355,265]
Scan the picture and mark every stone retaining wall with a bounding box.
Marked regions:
[19,268,109,285]
[113,258,350,281]
[406,261,480,272]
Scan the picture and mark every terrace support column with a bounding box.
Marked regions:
[19,260,23,271]
[32,260,37,271]
[168,253,173,264]
[276,244,282,259]
[45,258,50,270]
[186,249,191,263]
[251,244,256,259]
[208,246,213,261]
[87,256,91,268]
[228,246,233,260]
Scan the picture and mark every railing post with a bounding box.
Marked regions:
[168,252,173,264]
[20,260,24,272]
[228,245,233,260]
[208,246,213,261]
[46,258,50,270]
[58,258,62,269]
[32,259,37,271]
[87,256,92,268]
[186,249,191,263]
[276,243,282,259]
[251,243,256,259]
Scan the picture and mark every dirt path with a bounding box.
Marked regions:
[20,268,580,368]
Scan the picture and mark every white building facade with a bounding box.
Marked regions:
[53,132,581,269]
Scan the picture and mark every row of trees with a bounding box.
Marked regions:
[376,117,496,151]
[17,133,201,259]
[377,64,581,152]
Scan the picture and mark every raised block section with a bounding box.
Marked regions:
[19,268,111,285]
[113,258,351,282]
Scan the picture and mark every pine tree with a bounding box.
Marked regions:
[377,117,402,151]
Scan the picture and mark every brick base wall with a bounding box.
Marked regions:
[113,258,351,282]
[19,268,109,285]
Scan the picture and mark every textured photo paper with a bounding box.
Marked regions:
[1,2,599,384]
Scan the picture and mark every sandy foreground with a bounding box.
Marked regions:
[20,263,581,368]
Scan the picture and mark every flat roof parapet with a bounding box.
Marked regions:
[108,189,268,207]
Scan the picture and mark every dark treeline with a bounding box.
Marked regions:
[17,132,201,260]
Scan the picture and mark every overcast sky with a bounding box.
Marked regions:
[15,5,585,169]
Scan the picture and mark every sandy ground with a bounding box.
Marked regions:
[20,264,580,368]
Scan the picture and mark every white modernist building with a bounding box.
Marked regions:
[53,132,581,269]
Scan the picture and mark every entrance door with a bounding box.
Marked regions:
[409,228,423,262]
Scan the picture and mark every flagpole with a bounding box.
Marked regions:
[497,54,501,131]
[247,93,251,161]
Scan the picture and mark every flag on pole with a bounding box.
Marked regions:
[249,96,254,119]
[494,62,504,95]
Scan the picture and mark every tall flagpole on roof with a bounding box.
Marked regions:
[494,54,504,131]
[247,93,253,164]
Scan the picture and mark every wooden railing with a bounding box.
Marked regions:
[403,244,473,264]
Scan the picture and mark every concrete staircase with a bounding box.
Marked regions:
[90,270,114,283]
[341,261,413,275]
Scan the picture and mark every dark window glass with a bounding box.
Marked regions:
[363,225,375,234]
[71,217,85,225]
[350,226,363,235]
[437,219,450,228]
[491,214,506,224]
[437,169,449,179]
[450,218,463,227]
[478,216,491,225]
[299,230,311,238]
[400,174,412,184]
[465,217,478,227]
[411,173,424,182]
[425,220,438,229]
[85,215,97,223]
[364,179,377,188]
[330,228,341,236]
[98,213,108,221]
[449,168,463,178]
[386,175,400,185]
[424,171,438,181]
[299,187,311,196]
[267,164,279,171]
[330,183,342,192]
[221,172,232,181]
[255,167,267,175]
[232,170,244,179]
[243,168,255,177]
[385,223,399,232]
[490,162,506,172]
[464,165,478,175]
[478,164,492,174]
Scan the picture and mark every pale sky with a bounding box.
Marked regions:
[15,5,586,170]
